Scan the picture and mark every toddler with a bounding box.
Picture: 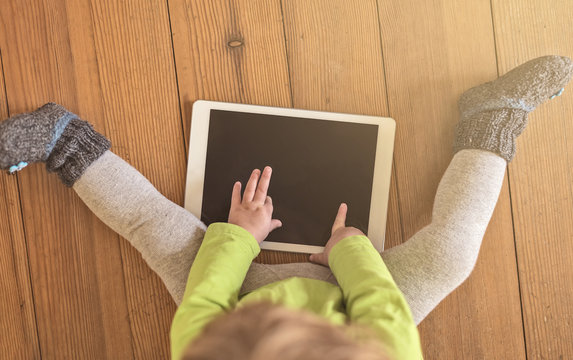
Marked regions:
[1,56,571,360]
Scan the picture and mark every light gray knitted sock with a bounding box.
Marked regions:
[453,55,573,162]
[378,149,507,324]
[73,150,207,304]
[0,103,110,186]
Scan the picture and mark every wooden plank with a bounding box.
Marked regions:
[491,1,573,358]
[282,1,388,115]
[0,0,162,357]
[377,0,526,358]
[86,0,190,357]
[0,50,41,360]
[169,0,302,263]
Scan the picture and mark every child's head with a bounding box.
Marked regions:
[182,301,388,360]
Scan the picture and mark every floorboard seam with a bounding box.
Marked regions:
[278,0,295,108]
[488,1,529,357]
[165,0,189,159]
[374,0,406,244]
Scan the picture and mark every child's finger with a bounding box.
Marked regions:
[243,169,260,202]
[231,181,241,207]
[331,203,347,235]
[254,166,272,204]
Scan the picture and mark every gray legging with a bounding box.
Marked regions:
[73,148,506,324]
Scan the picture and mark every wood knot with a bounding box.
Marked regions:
[227,39,243,48]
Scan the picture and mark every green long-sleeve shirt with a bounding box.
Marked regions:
[170,223,423,359]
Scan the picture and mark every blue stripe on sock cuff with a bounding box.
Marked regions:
[45,112,76,156]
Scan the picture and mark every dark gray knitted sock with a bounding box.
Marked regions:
[0,103,76,169]
[0,102,110,186]
[453,55,573,162]
[46,118,111,187]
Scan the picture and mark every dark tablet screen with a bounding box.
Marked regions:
[201,109,378,248]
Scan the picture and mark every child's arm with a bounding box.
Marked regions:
[310,204,423,360]
[170,222,260,360]
[329,236,423,359]
[170,167,282,360]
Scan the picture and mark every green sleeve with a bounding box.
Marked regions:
[170,222,260,360]
[329,236,423,360]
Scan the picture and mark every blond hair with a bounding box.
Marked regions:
[182,301,388,360]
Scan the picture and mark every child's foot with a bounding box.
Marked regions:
[0,103,111,186]
[0,103,76,170]
[453,55,573,162]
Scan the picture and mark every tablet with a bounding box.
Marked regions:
[184,100,395,254]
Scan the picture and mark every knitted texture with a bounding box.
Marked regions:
[46,118,111,187]
[0,102,76,169]
[453,55,573,162]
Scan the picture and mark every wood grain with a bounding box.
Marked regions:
[0,50,41,360]
[377,0,525,358]
[0,0,188,357]
[0,0,135,358]
[491,0,573,358]
[0,0,571,358]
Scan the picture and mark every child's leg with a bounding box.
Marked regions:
[378,56,572,324]
[241,262,334,294]
[72,150,207,304]
[378,149,505,324]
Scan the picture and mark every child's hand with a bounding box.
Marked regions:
[228,166,283,244]
[309,203,365,267]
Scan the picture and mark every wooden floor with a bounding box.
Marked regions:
[1,0,572,358]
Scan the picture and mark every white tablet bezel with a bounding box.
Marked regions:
[184,100,395,253]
